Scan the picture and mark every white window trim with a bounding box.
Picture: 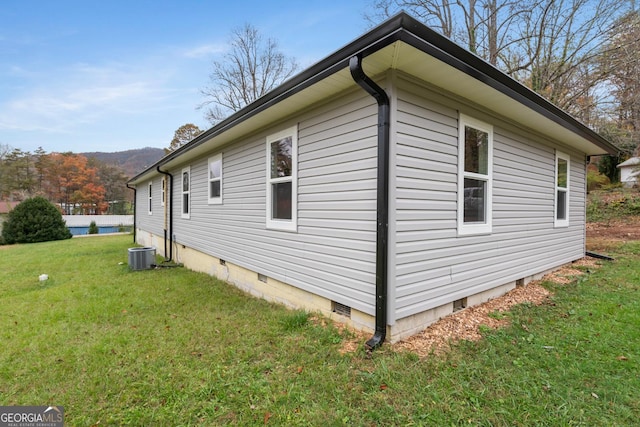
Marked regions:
[161,177,166,207]
[266,125,298,231]
[208,153,223,205]
[147,181,153,215]
[181,166,190,219]
[457,114,493,236]
[554,151,570,228]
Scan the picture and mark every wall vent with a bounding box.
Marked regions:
[453,298,467,312]
[257,273,268,283]
[516,278,525,287]
[332,301,351,318]
[219,259,226,266]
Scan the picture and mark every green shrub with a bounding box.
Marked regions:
[88,220,99,234]
[1,197,72,244]
[587,169,610,191]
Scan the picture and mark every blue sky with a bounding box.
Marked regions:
[0,0,372,153]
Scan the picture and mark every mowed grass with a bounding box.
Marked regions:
[1,235,639,425]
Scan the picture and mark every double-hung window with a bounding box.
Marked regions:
[266,125,297,231]
[555,151,569,227]
[181,166,190,219]
[148,182,153,215]
[161,177,166,207]
[208,154,223,204]
[458,114,493,235]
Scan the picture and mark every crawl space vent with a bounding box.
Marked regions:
[453,298,467,312]
[332,301,351,318]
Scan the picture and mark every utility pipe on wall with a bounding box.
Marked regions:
[156,166,174,262]
[349,54,390,350]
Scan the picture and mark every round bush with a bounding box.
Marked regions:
[1,197,72,244]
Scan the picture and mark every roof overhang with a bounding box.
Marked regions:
[129,13,618,185]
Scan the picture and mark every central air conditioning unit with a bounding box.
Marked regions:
[128,247,156,270]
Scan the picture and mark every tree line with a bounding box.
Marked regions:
[0,145,131,215]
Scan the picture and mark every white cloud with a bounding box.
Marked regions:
[0,40,216,152]
[0,60,176,134]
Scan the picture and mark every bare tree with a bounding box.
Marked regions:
[600,10,640,150]
[511,0,623,123]
[367,0,630,123]
[367,0,527,67]
[200,24,298,124]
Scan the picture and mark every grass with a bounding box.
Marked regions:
[1,235,639,425]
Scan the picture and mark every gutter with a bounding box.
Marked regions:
[125,183,136,243]
[349,54,390,350]
[156,166,174,262]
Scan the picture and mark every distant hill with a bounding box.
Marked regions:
[82,147,165,177]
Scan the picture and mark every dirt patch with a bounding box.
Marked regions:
[586,216,640,239]
[587,216,640,252]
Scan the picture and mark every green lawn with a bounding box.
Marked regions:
[1,235,638,426]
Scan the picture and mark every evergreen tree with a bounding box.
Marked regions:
[88,220,99,234]
[1,196,72,244]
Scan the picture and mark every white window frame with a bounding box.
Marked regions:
[208,153,223,205]
[266,125,298,231]
[161,177,166,207]
[181,166,190,219]
[147,181,153,215]
[554,151,570,228]
[457,114,493,235]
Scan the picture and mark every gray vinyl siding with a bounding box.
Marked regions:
[392,77,587,322]
[135,177,166,238]
[160,90,380,315]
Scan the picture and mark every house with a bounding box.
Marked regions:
[617,157,640,187]
[128,13,618,347]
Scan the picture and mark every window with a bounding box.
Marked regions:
[181,167,190,219]
[208,154,223,204]
[555,151,569,227]
[148,182,153,215]
[266,125,297,231]
[458,114,493,235]
[161,177,166,207]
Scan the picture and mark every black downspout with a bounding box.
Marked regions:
[349,55,390,350]
[156,167,174,262]
[126,183,136,243]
